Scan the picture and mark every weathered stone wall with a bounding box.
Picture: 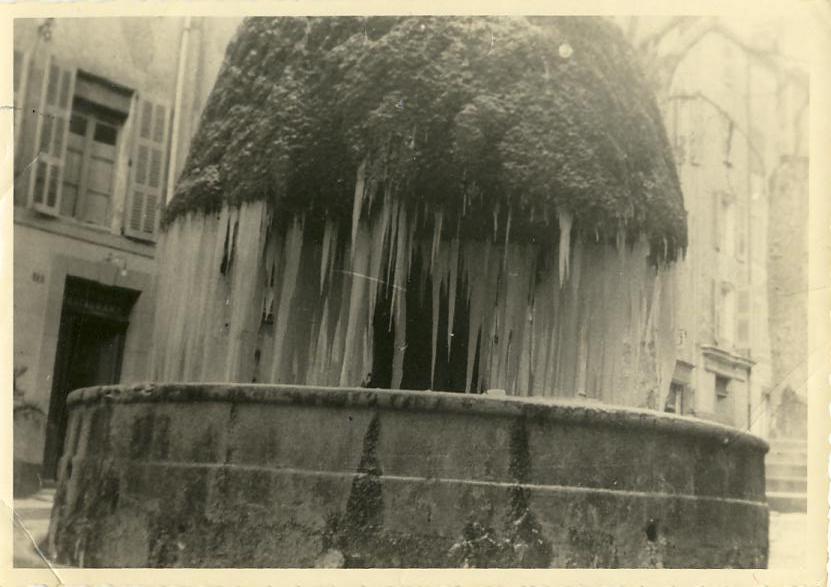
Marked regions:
[48,384,768,568]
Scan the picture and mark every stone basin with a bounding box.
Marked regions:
[47,383,768,568]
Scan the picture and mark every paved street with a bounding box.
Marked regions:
[12,488,809,569]
[13,488,54,568]
[768,510,808,569]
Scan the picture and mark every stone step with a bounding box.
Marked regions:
[766,462,808,479]
[767,476,807,494]
[767,491,807,513]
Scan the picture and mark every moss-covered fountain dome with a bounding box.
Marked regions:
[167,16,686,257]
[151,16,686,406]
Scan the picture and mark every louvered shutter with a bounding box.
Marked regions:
[28,54,75,216]
[125,96,170,240]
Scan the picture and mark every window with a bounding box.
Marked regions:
[665,382,686,414]
[60,73,130,227]
[21,53,169,240]
[722,195,735,257]
[715,375,730,399]
[713,190,736,255]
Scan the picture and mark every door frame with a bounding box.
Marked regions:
[41,276,136,480]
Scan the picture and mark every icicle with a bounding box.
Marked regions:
[385,197,400,309]
[390,207,411,389]
[557,209,573,287]
[492,208,499,241]
[430,257,442,386]
[502,207,512,272]
[464,241,485,393]
[430,210,444,276]
[367,193,392,318]
[269,216,304,382]
[350,159,368,261]
[446,225,461,360]
[312,298,331,383]
[340,227,371,386]
[320,218,334,293]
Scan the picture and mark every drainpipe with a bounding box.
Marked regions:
[744,47,754,433]
[165,16,192,207]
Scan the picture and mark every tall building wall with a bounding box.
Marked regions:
[12,17,240,475]
[619,16,809,434]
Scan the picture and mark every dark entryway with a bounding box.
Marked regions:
[42,276,138,479]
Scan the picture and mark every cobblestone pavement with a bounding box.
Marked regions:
[12,489,809,569]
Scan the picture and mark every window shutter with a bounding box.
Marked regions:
[125,95,170,241]
[27,54,75,216]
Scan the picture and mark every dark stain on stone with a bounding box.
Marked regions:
[508,414,531,482]
[448,416,552,567]
[129,413,154,459]
[182,471,209,518]
[645,518,658,542]
[88,406,113,456]
[191,425,218,462]
[325,411,384,568]
[66,459,123,566]
[503,416,552,567]
[566,527,619,568]
[152,415,171,460]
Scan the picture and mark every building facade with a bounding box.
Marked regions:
[12,17,240,483]
[618,16,810,436]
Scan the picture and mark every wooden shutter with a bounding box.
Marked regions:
[125,95,170,240]
[28,54,75,216]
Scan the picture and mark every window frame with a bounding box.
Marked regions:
[61,101,125,226]
[715,374,730,399]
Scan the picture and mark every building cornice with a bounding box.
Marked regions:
[701,344,755,381]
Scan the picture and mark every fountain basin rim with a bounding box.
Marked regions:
[66,382,767,451]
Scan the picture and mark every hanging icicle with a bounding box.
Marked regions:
[557,209,573,287]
